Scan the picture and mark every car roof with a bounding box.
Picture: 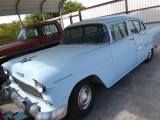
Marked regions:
[23,20,58,28]
[66,15,140,28]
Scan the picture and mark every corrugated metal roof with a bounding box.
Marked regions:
[0,0,65,16]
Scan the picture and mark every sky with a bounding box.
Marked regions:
[0,0,112,24]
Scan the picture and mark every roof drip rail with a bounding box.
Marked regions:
[59,0,66,29]
[41,0,47,22]
[16,0,23,28]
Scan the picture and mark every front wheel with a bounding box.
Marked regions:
[68,80,95,119]
[144,49,154,63]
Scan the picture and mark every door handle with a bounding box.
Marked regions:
[130,38,134,40]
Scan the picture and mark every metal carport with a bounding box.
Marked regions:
[0,0,66,28]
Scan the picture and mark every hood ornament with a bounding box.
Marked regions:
[18,56,36,65]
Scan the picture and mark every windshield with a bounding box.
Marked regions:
[17,27,38,40]
[62,24,110,44]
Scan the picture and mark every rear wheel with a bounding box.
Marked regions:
[144,49,154,63]
[68,80,95,118]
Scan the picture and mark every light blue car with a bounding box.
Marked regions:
[2,15,160,120]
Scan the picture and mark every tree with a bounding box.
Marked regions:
[0,1,85,45]
[24,12,60,25]
[0,21,21,45]
[63,1,85,15]
[24,1,85,25]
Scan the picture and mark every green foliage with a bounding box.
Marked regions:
[24,12,60,25]
[0,21,21,45]
[24,1,85,25]
[63,1,85,15]
[0,0,85,45]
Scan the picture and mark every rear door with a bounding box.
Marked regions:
[108,21,137,80]
[128,20,148,63]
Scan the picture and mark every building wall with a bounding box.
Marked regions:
[48,0,160,29]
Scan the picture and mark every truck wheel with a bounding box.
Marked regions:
[68,80,95,118]
[144,49,154,63]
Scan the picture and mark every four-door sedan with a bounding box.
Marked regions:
[2,15,160,120]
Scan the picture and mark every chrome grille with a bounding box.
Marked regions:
[13,76,43,99]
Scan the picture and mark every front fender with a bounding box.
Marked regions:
[46,59,114,104]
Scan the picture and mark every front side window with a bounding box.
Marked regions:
[42,24,58,36]
[17,27,38,40]
[129,20,141,34]
[110,22,128,40]
[62,24,110,44]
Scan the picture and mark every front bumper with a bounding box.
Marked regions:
[5,87,67,120]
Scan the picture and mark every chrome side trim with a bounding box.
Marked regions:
[137,36,160,50]
[138,46,144,50]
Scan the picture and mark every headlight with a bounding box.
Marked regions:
[3,68,8,75]
[34,80,46,93]
[1,67,10,85]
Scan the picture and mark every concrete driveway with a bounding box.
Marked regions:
[1,47,160,120]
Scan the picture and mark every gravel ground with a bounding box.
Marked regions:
[1,47,160,120]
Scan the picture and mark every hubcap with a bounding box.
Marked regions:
[78,85,92,110]
[148,50,152,59]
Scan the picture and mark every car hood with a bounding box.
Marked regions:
[9,44,107,87]
[13,44,102,66]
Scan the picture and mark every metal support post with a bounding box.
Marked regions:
[41,0,46,22]
[79,10,82,21]
[18,14,23,28]
[42,13,45,22]
[59,0,66,29]
[125,0,128,14]
[16,0,23,28]
[60,11,64,29]
[70,15,73,24]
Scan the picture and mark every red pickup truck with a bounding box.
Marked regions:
[0,20,63,87]
[0,20,63,65]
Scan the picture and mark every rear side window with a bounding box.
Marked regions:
[110,22,128,40]
[129,20,141,34]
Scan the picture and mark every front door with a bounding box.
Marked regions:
[41,23,61,46]
[109,21,137,81]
